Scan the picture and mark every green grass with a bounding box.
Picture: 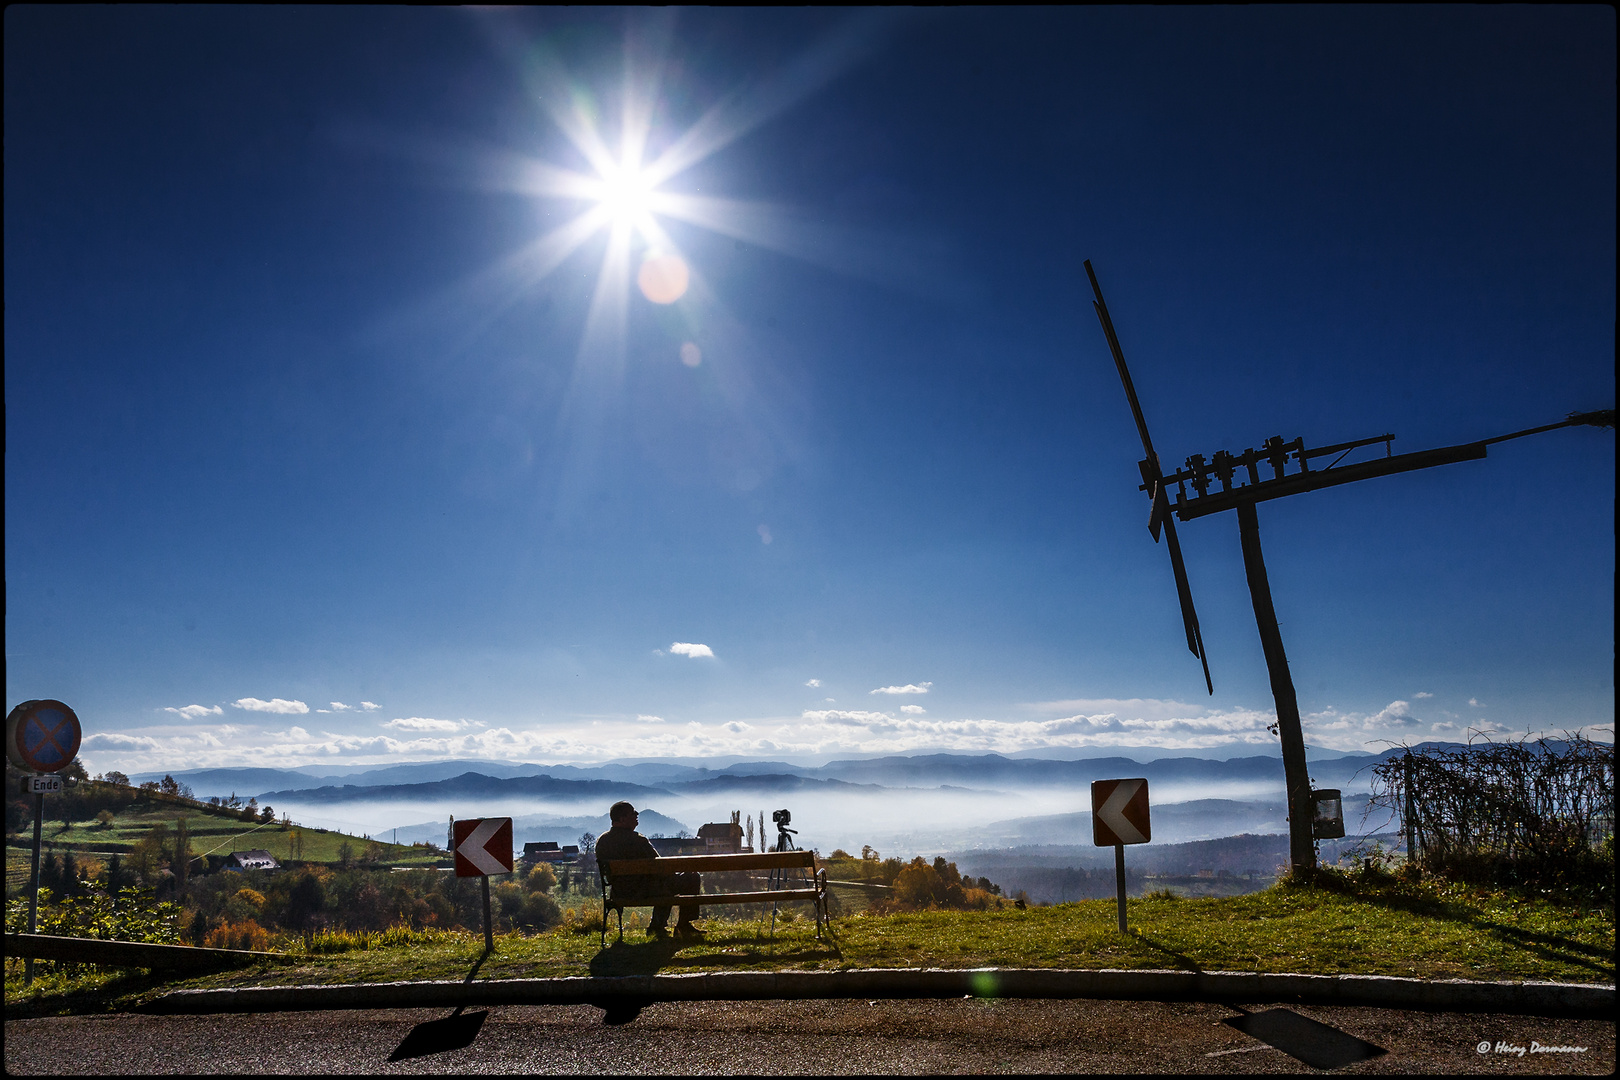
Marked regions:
[6,872,1612,1018]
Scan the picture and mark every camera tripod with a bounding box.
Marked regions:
[768,821,806,933]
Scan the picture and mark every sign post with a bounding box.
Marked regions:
[1092,778,1151,934]
[6,699,84,985]
[452,817,513,954]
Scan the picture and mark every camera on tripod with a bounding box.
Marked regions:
[770,808,796,851]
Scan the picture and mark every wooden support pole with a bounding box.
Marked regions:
[1237,501,1317,875]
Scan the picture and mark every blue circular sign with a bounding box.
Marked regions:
[5,699,82,774]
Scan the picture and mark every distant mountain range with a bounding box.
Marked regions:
[256,772,671,805]
[138,745,1424,803]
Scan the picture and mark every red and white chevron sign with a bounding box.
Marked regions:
[452,817,514,877]
[1091,778,1151,846]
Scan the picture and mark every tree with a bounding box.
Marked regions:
[174,817,191,897]
[98,771,130,787]
[62,757,89,783]
[524,862,557,894]
[260,804,276,824]
[96,809,116,830]
[337,840,354,869]
[38,852,62,896]
[284,871,326,931]
[160,775,180,797]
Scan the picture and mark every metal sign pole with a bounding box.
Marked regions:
[482,875,493,954]
[1114,843,1127,934]
[26,790,44,984]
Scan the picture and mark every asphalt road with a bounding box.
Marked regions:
[6,999,1613,1074]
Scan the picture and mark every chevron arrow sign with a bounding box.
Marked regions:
[453,817,514,877]
[1091,778,1151,846]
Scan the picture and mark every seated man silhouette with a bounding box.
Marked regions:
[596,801,702,938]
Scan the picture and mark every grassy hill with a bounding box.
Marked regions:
[5,797,442,892]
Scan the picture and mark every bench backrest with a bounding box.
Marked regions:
[602,850,816,877]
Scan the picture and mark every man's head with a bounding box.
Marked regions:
[609,801,638,828]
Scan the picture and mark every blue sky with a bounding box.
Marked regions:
[6,7,1614,774]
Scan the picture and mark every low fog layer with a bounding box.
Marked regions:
[267,782,1388,858]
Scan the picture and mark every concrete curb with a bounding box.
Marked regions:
[137,968,1614,1017]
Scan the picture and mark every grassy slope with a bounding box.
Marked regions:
[5,801,441,891]
[6,874,1612,1017]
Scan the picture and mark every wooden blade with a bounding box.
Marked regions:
[1163,515,1214,695]
[1086,259,1212,695]
[1085,260,1161,471]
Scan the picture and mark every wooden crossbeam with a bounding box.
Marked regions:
[630,889,821,907]
[602,851,815,875]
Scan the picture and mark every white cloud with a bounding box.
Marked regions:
[900,704,926,715]
[361,702,380,711]
[82,732,163,751]
[636,714,666,724]
[871,682,932,695]
[1414,692,1433,699]
[1468,698,1483,707]
[383,717,464,733]
[233,697,309,714]
[805,679,821,688]
[330,701,352,711]
[802,709,895,725]
[723,721,752,733]
[670,642,714,659]
[164,704,223,720]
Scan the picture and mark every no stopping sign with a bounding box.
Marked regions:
[5,700,83,774]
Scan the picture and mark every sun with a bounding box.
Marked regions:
[594,162,656,228]
[469,14,895,349]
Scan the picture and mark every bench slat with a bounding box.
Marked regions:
[602,851,815,875]
[614,889,821,907]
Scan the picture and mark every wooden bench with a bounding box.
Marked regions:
[598,851,828,943]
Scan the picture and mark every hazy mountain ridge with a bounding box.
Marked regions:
[256,772,672,804]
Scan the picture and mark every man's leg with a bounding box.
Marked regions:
[649,903,672,931]
[673,872,701,929]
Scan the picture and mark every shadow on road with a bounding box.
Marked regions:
[388,1008,488,1061]
[386,946,495,1061]
[1223,1006,1387,1070]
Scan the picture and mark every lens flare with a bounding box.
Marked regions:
[637,252,690,304]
